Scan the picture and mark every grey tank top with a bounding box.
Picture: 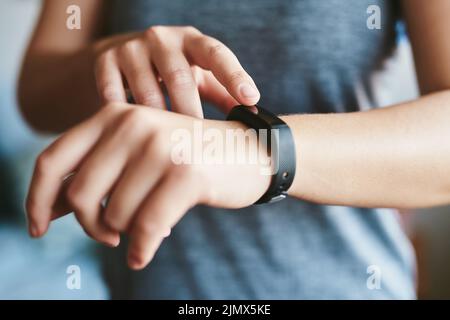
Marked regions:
[102,0,416,299]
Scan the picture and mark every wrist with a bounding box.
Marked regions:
[279,115,300,195]
[225,106,296,204]
[197,119,271,207]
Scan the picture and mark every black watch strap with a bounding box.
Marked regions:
[227,105,296,204]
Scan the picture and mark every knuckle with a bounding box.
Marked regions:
[98,48,115,60]
[97,47,114,60]
[118,39,140,56]
[103,101,124,111]
[145,25,167,41]
[122,108,145,126]
[227,70,249,89]
[137,220,165,237]
[99,102,125,119]
[207,41,226,60]
[183,25,201,35]
[141,135,167,161]
[103,212,126,232]
[165,68,194,89]
[100,83,120,101]
[66,184,89,214]
[152,133,170,154]
[35,152,53,176]
[229,70,247,83]
[117,108,148,137]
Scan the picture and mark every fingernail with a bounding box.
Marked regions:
[103,238,120,248]
[29,223,39,238]
[163,228,171,238]
[108,236,121,248]
[239,83,259,99]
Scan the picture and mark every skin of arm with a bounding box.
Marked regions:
[283,92,450,209]
[18,0,105,132]
[19,0,260,133]
[284,0,450,208]
[24,0,450,269]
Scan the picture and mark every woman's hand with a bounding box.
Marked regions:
[93,26,260,118]
[26,103,270,269]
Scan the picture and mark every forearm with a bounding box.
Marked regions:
[18,47,100,133]
[282,90,450,209]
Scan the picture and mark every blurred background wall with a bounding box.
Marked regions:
[0,0,107,299]
[0,0,449,299]
[371,25,450,299]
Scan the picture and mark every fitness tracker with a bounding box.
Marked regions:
[227,105,296,204]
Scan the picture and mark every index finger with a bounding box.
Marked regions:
[184,35,260,106]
